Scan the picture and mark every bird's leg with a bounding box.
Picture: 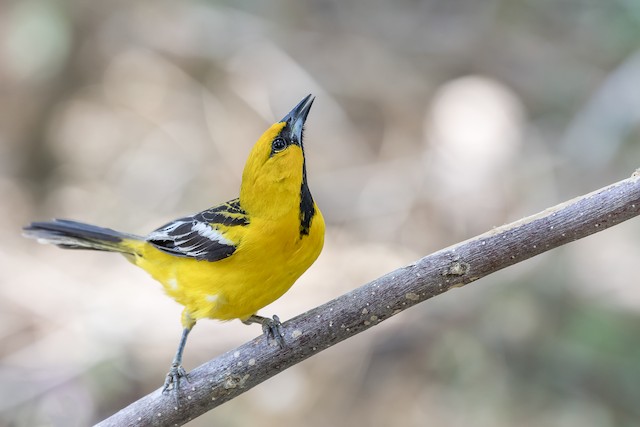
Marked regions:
[163,312,195,403]
[243,314,285,348]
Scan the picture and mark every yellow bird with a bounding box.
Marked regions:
[23,95,325,394]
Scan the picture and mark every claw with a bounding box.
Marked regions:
[244,314,286,348]
[261,315,285,348]
[162,363,188,404]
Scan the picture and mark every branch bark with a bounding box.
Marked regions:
[96,171,640,427]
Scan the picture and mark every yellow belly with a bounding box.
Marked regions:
[130,209,324,322]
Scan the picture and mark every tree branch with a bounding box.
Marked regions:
[96,171,640,427]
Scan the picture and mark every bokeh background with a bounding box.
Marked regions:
[1,0,640,426]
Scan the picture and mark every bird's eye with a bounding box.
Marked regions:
[272,137,287,153]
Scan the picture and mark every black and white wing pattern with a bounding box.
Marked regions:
[146,199,249,262]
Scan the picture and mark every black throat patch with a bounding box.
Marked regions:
[299,161,315,237]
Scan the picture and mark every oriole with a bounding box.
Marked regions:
[23,95,325,395]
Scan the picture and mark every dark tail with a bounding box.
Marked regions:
[23,219,143,255]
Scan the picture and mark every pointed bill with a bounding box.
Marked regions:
[280,94,314,146]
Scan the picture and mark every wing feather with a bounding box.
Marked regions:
[147,199,248,262]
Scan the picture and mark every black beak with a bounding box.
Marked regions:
[280,94,314,146]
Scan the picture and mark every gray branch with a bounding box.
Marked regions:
[96,171,640,427]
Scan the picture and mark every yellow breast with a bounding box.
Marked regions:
[133,204,325,321]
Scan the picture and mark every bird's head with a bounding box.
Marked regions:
[240,95,316,219]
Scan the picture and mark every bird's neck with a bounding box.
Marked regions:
[298,162,315,236]
[240,162,303,213]
[240,164,315,235]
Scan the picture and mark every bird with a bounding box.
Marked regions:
[23,94,325,397]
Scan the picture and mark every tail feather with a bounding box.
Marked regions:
[23,219,143,255]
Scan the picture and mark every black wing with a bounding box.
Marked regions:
[147,199,249,262]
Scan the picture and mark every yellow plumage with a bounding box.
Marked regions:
[123,120,324,323]
[24,95,324,395]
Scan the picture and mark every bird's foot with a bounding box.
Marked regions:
[261,315,285,348]
[244,314,285,348]
[162,363,188,403]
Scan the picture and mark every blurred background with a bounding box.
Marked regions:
[1,0,640,426]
